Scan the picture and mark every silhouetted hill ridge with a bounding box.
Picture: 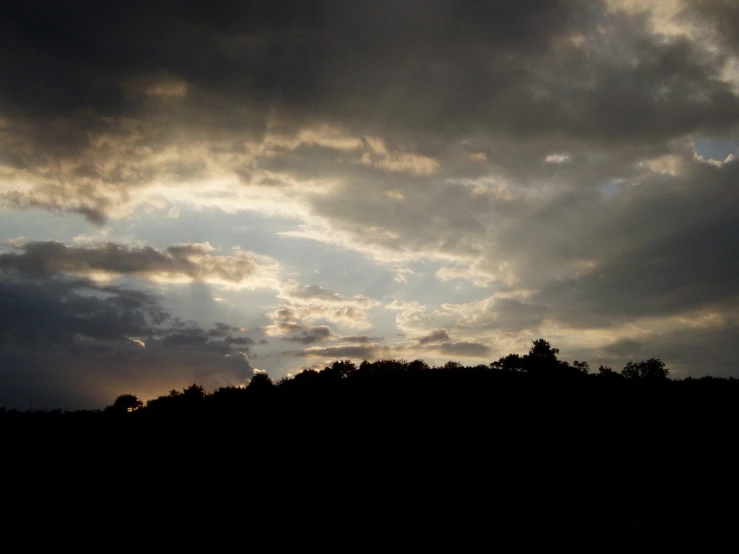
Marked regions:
[3,339,738,524]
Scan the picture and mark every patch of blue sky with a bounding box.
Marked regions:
[0,207,96,246]
[695,136,739,162]
[118,206,298,253]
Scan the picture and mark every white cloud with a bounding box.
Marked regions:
[545,153,572,164]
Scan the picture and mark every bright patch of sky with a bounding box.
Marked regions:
[695,137,739,162]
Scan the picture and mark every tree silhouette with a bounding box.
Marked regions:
[622,358,669,381]
[598,365,615,375]
[111,393,143,413]
[407,360,430,372]
[597,364,623,382]
[490,353,525,371]
[328,360,357,378]
[182,383,205,400]
[528,338,560,361]
[247,373,274,393]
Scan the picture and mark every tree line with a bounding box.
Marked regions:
[3,337,729,417]
[4,338,739,524]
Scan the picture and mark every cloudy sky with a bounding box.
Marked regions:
[2,0,739,409]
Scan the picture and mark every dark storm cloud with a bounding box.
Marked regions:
[0,1,576,124]
[538,212,739,322]
[0,276,164,347]
[7,2,733,181]
[0,275,257,409]
[0,240,262,282]
[2,0,738,264]
[528,157,739,324]
[690,1,739,55]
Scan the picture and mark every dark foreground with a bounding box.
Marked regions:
[4,371,739,532]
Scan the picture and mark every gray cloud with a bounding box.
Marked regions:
[632,322,739,378]
[691,1,739,55]
[2,0,739,395]
[0,240,270,283]
[0,276,164,348]
[0,2,579,130]
[559,317,739,380]
[438,341,491,358]
[532,165,739,324]
[224,336,255,346]
[208,322,243,338]
[5,1,738,223]
[281,283,374,306]
[284,284,345,302]
[603,339,644,358]
[1,2,738,284]
[265,297,374,335]
[0,275,256,409]
[281,325,333,345]
[287,343,387,359]
[417,329,451,345]
[340,335,382,344]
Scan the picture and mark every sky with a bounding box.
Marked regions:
[2,0,739,409]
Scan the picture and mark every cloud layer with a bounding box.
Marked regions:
[0,276,256,408]
[0,240,279,285]
[2,1,739,406]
